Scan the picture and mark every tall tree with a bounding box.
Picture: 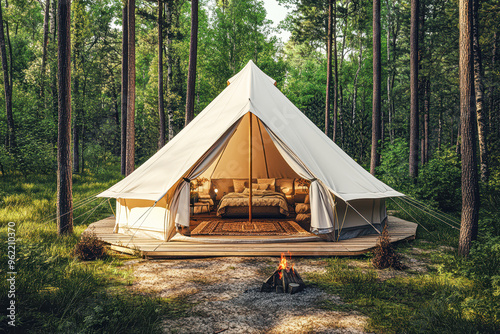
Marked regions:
[158,0,165,148]
[351,37,363,125]
[370,0,381,175]
[422,79,430,164]
[57,0,73,235]
[332,0,338,142]
[126,0,136,175]
[121,1,128,175]
[184,0,198,127]
[386,0,392,143]
[458,0,479,257]
[325,0,333,136]
[409,0,419,179]
[488,32,497,130]
[40,0,51,100]
[0,0,14,150]
[165,0,174,141]
[472,0,488,183]
[72,0,86,173]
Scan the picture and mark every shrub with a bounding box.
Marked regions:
[372,224,405,270]
[74,229,107,261]
[416,147,461,212]
[377,138,412,194]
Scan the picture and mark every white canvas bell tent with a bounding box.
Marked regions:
[97,60,404,241]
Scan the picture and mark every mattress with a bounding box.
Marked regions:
[217,190,289,217]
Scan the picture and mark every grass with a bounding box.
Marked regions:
[0,166,190,333]
[306,249,499,333]
[1,165,499,333]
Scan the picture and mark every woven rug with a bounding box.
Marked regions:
[191,220,311,236]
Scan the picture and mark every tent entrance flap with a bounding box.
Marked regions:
[164,118,243,241]
[262,122,336,234]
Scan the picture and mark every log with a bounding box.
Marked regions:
[288,283,301,294]
[261,268,305,294]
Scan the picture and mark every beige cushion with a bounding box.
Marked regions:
[276,178,294,194]
[252,183,259,190]
[294,179,309,194]
[258,178,275,191]
[257,183,269,190]
[295,203,310,214]
[233,179,247,193]
[296,213,311,223]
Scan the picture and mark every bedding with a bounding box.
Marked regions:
[217,190,289,217]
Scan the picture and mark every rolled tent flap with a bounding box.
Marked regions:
[309,180,336,234]
[263,123,336,234]
[173,181,190,226]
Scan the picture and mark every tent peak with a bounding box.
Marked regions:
[227,60,277,87]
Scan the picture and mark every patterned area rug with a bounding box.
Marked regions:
[191,220,311,236]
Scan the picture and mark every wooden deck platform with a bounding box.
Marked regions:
[86,215,417,258]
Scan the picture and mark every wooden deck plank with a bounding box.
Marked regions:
[86,215,417,258]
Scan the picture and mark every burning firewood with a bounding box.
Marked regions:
[261,252,305,294]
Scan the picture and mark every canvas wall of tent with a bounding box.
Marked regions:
[97,61,404,242]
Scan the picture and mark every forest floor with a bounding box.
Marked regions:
[1,170,497,333]
[125,251,429,334]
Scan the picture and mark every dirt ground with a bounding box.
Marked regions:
[126,257,370,334]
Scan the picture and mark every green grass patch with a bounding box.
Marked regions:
[0,167,190,333]
[308,255,499,333]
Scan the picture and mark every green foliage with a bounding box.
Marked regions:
[377,138,412,192]
[309,255,499,333]
[416,147,461,212]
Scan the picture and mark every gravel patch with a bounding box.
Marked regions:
[129,257,369,333]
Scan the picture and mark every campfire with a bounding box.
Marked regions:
[261,252,305,294]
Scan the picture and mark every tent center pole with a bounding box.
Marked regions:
[249,113,253,223]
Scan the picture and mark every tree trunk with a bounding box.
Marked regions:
[126,0,135,176]
[339,14,347,148]
[333,0,338,142]
[386,0,392,143]
[371,0,381,175]
[472,0,488,183]
[352,38,362,125]
[158,0,165,149]
[111,74,120,127]
[409,0,419,179]
[324,0,333,136]
[423,79,430,164]
[73,76,80,173]
[0,0,14,151]
[166,1,174,141]
[50,0,58,125]
[184,0,198,127]
[488,32,497,131]
[40,0,50,101]
[458,0,479,257]
[57,0,73,235]
[339,85,344,148]
[438,96,443,150]
[120,1,128,175]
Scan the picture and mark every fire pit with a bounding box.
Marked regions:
[261,252,305,294]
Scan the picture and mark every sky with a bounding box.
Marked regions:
[262,0,292,43]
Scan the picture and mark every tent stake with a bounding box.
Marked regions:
[249,113,253,223]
